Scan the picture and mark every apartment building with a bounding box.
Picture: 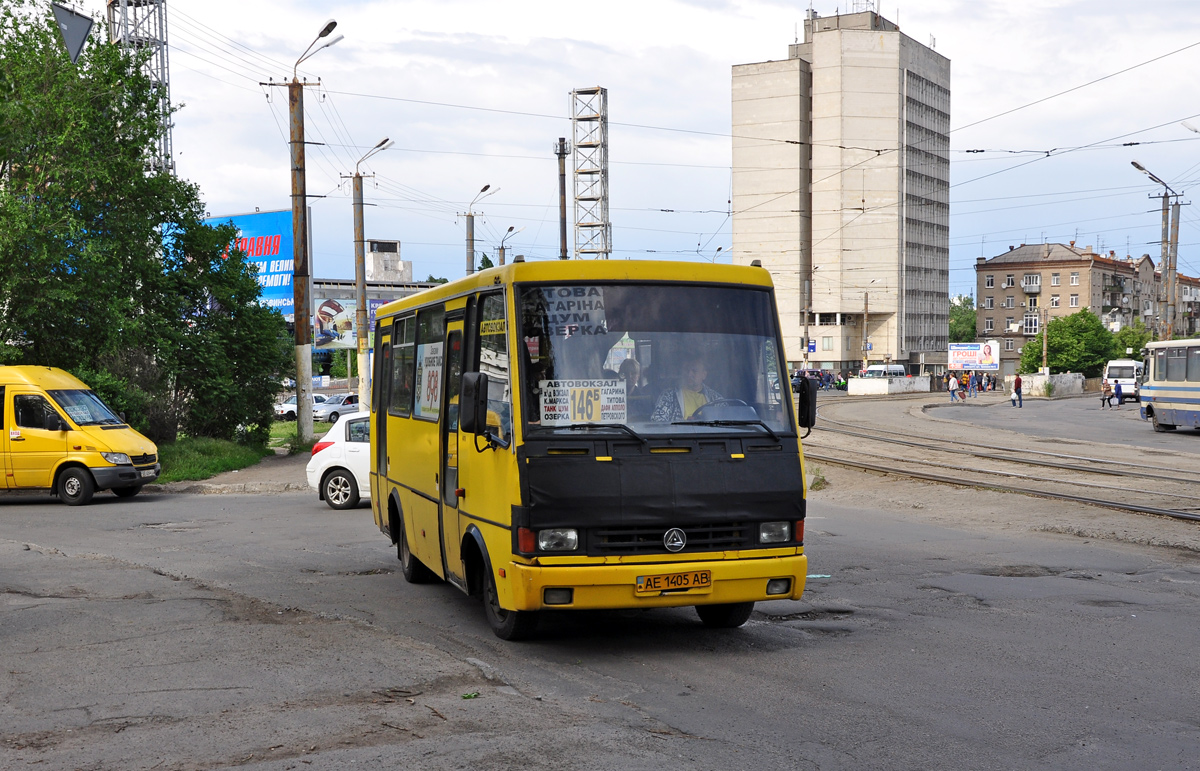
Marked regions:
[731,9,950,373]
[974,243,1200,375]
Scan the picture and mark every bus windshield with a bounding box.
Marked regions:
[517,282,791,436]
[48,389,124,426]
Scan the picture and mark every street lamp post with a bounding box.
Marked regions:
[1131,160,1182,340]
[350,137,393,411]
[498,225,523,266]
[287,19,342,445]
[463,185,497,275]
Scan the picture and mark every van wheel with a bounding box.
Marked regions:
[398,519,435,583]
[695,602,755,628]
[322,469,359,509]
[58,467,95,506]
[483,566,538,641]
[113,486,141,499]
[1152,413,1176,432]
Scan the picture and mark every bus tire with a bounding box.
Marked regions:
[1152,413,1175,432]
[483,566,538,641]
[695,602,755,629]
[113,486,141,499]
[58,467,95,506]
[398,519,435,583]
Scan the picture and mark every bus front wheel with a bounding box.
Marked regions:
[483,567,538,641]
[1152,413,1176,432]
[696,602,755,629]
[398,521,435,583]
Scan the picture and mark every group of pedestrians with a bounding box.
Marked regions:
[1100,379,1125,410]
[946,371,999,402]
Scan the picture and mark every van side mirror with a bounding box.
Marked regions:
[48,414,69,432]
[797,376,818,429]
[460,372,488,435]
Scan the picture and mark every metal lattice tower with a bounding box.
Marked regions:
[571,87,611,259]
[106,0,173,174]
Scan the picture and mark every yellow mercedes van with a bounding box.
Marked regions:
[0,367,160,505]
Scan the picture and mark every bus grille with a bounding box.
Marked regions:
[130,453,157,465]
[590,523,751,555]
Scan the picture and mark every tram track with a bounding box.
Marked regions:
[805,402,1200,524]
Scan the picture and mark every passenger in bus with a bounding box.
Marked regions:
[650,354,723,422]
[618,357,645,398]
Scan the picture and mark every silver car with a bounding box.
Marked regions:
[313,393,361,423]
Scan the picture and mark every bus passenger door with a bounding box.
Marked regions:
[440,325,465,586]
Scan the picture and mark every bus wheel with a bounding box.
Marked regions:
[696,602,755,629]
[58,467,95,506]
[1152,413,1176,432]
[398,521,435,583]
[113,486,141,499]
[483,567,538,641]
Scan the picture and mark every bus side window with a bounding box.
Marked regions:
[478,292,512,444]
[1168,347,1186,382]
[1188,349,1200,381]
[1156,349,1168,381]
[389,316,415,417]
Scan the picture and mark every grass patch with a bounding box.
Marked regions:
[268,419,333,455]
[157,437,273,483]
[808,465,829,492]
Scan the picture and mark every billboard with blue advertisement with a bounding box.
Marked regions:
[204,209,295,319]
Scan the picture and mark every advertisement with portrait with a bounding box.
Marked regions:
[203,209,296,320]
[948,341,1000,371]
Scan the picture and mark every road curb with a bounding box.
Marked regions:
[144,482,309,495]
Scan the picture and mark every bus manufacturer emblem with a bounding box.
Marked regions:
[663,528,686,552]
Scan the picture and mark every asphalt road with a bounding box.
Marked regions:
[4,487,1199,770]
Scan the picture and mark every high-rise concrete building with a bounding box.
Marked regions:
[732,9,950,373]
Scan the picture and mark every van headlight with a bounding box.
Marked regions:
[101,452,131,465]
[758,522,790,543]
[537,528,579,551]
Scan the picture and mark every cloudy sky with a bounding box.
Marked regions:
[88,0,1200,296]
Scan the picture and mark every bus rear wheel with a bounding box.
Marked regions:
[483,567,538,641]
[696,602,755,629]
[398,521,435,583]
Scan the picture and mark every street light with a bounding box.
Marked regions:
[352,137,393,411]
[1131,160,1181,338]
[498,225,524,266]
[288,18,342,446]
[464,185,498,275]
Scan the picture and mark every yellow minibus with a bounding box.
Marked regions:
[369,260,817,639]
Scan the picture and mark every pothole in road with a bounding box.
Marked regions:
[975,565,1064,578]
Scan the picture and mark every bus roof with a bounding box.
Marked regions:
[1144,339,1200,350]
[0,366,90,390]
[372,260,775,319]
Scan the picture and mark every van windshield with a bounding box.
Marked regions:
[1107,366,1134,379]
[48,390,123,426]
[517,282,792,436]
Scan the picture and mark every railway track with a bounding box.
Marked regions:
[804,406,1200,524]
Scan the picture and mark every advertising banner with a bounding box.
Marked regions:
[314,298,356,350]
[948,341,1000,371]
[204,210,295,319]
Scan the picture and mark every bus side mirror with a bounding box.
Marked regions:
[48,414,69,432]
[797,377,818,429]
[460,372,489,435]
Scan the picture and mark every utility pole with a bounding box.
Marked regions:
[1167,199,1183,339]
[344,138,390,411]
[463,184,495,275]
[1158,191,1170,340]
[556,137,569,259]
[803,279,811,368]
[1041,306,1048,374]
[861,292,869,374]
[289,77,315,445]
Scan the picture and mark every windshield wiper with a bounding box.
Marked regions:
[562,422,645,443]
[672,419,778,440]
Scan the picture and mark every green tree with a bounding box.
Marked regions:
[1018,309,1113,377]
[948,294,977,343]
[425,274,449,284]
[0,2,289,443]
[1112,319,1153,359]
[477,254,494,271]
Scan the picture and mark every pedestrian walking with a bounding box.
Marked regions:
[1101,380,1113,409]
[1013,374,1023,408]
[968,373,977,398]
[1114,381,1124,409]
[948,372,959,402]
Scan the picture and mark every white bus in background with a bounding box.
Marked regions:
[1104,358,1143,401]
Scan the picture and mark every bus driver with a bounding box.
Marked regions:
[650,354,723,422]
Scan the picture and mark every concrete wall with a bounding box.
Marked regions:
[1005,373,1084,398]
[848,375,931,395]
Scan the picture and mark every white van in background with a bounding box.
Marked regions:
[863,364,907,378]
[1103,358,1143,401]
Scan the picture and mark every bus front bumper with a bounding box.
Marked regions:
[503,553,807,611]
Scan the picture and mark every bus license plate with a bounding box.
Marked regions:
[636,570,711,594]
[139,469,156,478]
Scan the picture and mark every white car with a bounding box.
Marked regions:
[306,413,371,509]
[275,393,326,420]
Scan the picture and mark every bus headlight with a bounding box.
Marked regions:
[537,528,579,551]
[758,522,790,543]
[101,452,131,465]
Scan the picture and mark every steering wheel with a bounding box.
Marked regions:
[693,398,749,419]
